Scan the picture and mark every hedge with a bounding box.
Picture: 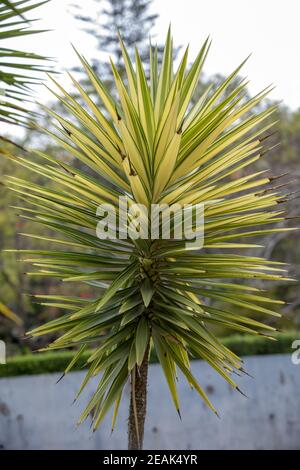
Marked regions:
[0,331,298,378]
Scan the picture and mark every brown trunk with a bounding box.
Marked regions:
[128,343,150,450]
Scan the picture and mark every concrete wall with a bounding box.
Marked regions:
[0,353,299,450]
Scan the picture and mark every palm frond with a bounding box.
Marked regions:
[3,30,294,431]
[0,0,51,126]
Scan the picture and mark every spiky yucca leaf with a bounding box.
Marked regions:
[4,30,294,430]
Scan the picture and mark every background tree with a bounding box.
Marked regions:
[0,0,51,325]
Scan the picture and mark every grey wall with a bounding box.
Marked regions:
[0,353,299,450]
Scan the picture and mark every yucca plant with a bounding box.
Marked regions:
[4,29,294,449]
[0,0,49,126]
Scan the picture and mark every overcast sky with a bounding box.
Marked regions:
[4,0,300,109]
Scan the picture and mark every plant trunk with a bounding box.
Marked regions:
[128,343,150,450]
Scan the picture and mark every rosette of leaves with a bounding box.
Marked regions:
[4,29,295,449]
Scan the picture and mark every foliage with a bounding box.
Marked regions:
[3,30,294,431]
[0,0,51,324]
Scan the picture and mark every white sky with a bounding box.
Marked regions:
[3,0,300,110]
